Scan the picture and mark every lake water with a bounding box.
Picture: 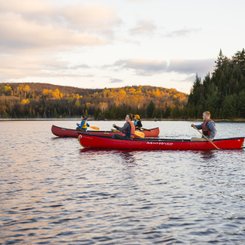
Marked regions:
[0,120,245,244]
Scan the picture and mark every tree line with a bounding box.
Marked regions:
[0,84,187,119]
[186,49,245,119]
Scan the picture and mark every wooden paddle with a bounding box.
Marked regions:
[89,125,100,131]
[192,125,220,150]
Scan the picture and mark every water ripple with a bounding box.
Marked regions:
[0,121,245,244]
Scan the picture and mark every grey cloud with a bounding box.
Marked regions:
[167,59,214,75]
[110,78,123,83]
[69,64,91,69]
[129,20,156,35]
[40,73,94,78]
[164,28,201,38]
[42,63,91,71]
[0,54,93,80]
[110,58,214,76]
[114,59,167,75]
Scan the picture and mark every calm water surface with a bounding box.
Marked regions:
[0,121,245,244]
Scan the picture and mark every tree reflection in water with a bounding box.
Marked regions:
[118,151,137,166]
[199,151,216,160]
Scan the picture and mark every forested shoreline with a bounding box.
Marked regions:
[1,49,244,120]
[0,84,187,119]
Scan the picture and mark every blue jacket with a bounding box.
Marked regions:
[77,120,90,130]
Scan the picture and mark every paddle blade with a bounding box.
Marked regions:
[90,126,100,131]
[135,131,145,138]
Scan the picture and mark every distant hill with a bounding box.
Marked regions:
[5,82,100,96]
[0,83,187,119]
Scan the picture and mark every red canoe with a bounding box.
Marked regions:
[51,125,160,138]
[78,134,244,151]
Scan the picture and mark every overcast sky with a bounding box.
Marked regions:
[0,0,244,93]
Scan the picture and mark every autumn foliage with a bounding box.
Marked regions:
[0,83,187,118]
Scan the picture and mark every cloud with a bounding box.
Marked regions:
[164,28,201,38]
[113,59,167,75]
[0,0,121,51]
[62,4,121,36]
[167,59,214,75]
[0,0,121,82]
[0,0,51,15]
[0,0,212,87]
[110,78,123,83]
[129,20,156,35]
[109,58,214,76]
[0,55,60,79]
[0,54,93,80]
[0,0,120,37]
[0,13,106,51]
[69,64,91,69]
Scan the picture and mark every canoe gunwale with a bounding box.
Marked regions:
[52,125,159,133]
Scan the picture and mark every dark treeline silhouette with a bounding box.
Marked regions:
[186,49,245,119]
[0,84,187,119]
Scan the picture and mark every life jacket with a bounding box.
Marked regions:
[80,120,88,129]
[202,119,213,136]
[128,121,135,138]
[134,119,142,128]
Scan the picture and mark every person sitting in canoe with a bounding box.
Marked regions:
[134,114,143,130]
[191,111,217,140]
[113,114,135,139]
[76,115,90,131]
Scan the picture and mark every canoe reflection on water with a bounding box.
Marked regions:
[118,151,137,165]
[199,151,216,160]
[80,148,137,165]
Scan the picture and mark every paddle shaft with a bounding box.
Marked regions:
[193,125,220,150]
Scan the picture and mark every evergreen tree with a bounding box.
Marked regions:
[187,49,245,119]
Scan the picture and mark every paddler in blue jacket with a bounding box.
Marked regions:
[191,111,217,140]
[134,114,143,130]
[76,115,90,131]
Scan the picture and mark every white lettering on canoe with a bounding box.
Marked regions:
[146,142,174,145]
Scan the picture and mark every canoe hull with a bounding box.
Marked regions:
[78,134,244,151]
[51,125,160,138]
